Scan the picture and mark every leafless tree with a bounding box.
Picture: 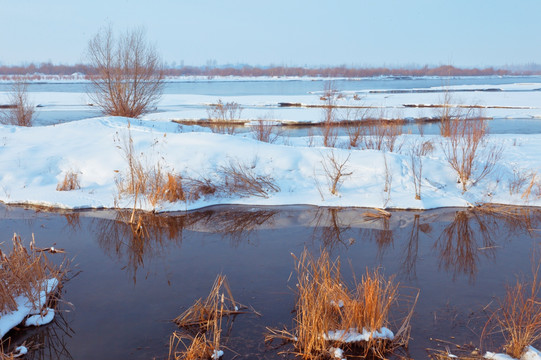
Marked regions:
[1,80,35,126]
[87,26,164,118]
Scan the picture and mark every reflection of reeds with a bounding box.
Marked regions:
[267,249,417,359]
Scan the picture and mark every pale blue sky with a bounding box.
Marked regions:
[0,0,539,67]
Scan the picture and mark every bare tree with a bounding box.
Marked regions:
[0,80,35,126]
[87,26,164,118]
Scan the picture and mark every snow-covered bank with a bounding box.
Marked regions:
[0,278,58,338]
[0,116,540,211]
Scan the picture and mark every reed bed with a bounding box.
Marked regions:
[171,275,255,359]
[267,249,417,359]
[0,234,65,315]
[482,260,541,359]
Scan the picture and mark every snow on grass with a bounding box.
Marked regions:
[485,346,541,360]
[323,327,395,343]
[0,116,541,211]
[0,278,58,338]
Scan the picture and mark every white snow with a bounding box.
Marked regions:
[329,346,346,360]
[14,346,28,355]
[0,278,58,338]
[211,349,224,359]
[1,115,541,211]
[323,327,394,343]
[485,346,541,360]
[24,308,55,327]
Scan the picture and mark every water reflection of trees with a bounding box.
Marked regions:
[94,211,194,284]
[191,208,277,246]
[311,207,353,250]
[434,207,541,281]
[93,208,277,283]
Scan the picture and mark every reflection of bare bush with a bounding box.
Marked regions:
[189,208,277,246]
[311,208,352,250]
[435,210,497,281]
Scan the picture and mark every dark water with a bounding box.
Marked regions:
[1,205,540,359]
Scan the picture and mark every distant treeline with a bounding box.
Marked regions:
[0,63,539,78]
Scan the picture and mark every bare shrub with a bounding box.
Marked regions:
[438,88,457,137]
[383,153,393,207]
[483,259,541,359]
[184,177,217,202]
[207,100,242,134]
[0,80,35,127]
[87,26,164,118]
[321,150,353,196]
[321,81,339,147]
[218,159,279,198]
[56,170,81,191]
[442,109,503,192]
[343,106,370,148]
[250,118,281,143]
[408,140,433,200]
[362,114,403,152]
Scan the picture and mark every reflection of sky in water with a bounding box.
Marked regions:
[0,205,539,359]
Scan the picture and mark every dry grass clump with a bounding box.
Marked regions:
[483,261,541,359]
[217,160,279,199]
[115,123,185,210]
[170,275,255,360]
[267,249,417,359]
[56,171,80,191]
[174,275,247,330]
[0,234,65,314]
[169,332,214,360]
